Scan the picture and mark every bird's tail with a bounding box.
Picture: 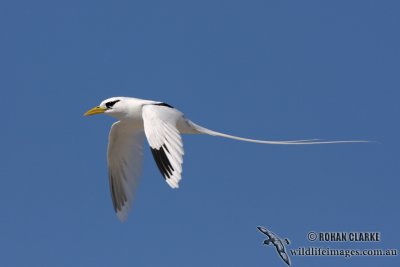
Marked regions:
[188,121,370,145]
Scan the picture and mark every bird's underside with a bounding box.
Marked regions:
[84,97,369,221]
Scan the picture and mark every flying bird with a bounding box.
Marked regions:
[84,97,367,221]
[257,226,291,266]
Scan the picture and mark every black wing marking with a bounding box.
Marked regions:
[150,144,175,179]
[154,102,174,108]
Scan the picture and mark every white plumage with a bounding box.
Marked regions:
[84,96,368,221]
[142,104,185,189]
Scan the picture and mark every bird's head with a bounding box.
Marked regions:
[84,97,126,118]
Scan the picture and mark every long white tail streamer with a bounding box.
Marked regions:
[189,122,370,145]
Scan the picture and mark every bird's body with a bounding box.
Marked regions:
[85,96,368,221]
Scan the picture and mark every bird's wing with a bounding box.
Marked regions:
[108,121,145,221]
[279,251,291,266]
[142,104,184,189]
[257,226,273,238]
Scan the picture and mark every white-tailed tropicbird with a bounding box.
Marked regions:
[84,97,368,221]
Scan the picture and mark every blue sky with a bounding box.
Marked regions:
[1,0,399,266]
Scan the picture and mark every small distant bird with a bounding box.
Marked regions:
[84,97,367,221]
[257,226,291,266]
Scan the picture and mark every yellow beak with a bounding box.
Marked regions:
[84,106,107,116]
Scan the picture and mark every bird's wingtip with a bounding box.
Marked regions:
[116,213,128,222]
[257,226,266,231]
[116,205,130,222]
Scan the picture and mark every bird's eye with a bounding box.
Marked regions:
[105,100,120,109]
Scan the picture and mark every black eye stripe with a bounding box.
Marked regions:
[105,100,120,108]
